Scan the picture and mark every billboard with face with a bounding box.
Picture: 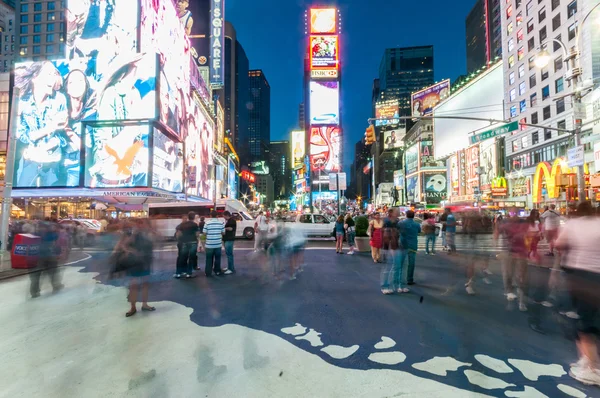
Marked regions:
[291,130,305,168]
[383,130,402,150]
[176,0,210,68]
[152,128,183,192]
[184,96,214,199]
[13,54,157,188]
[375,100,400,127]
[411,79,450,117]
[479,139,497,193]
[309,81,339,125]
[423,172,447,204]
[310,36,338,69]
[310,126,341,177]
[406,175,419,203]
[310,8,337,34]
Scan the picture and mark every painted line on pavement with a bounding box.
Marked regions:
[63,253,92,265]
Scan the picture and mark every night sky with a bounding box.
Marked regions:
[226,0,476,174]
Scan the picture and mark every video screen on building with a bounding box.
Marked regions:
[152,128,183,192]
[310,36,338,69]
[12,54,157,188]
[309,126,341,176]
[291,130,306,168]
[84,124,150,188]
[309,81,339,125]
[375,100,400,127]
[228,157,237,199]
[184,96,214,200]
[310,8,337,34]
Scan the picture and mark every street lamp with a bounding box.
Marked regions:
[533,49,551,69]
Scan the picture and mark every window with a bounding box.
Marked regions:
[517,12,523,26]
[46,44,54,53]
[518,64,525,77]
[299,215,312,223]
[516,0,522,8]
[568,23,577,41]
[520,99,527,113]
[529,56,536,70]
[34,14,42,23]
[552,14,561,31]
[19,36,27,45]
[20,4,28,12]
[568,1,577,18]
[543,105,551,120]
[507,22,514,35]
[528,37,535,51]
[539,26,547,42]
[47,2,56,10]
[553,35,562,51]
[20,15,28,23]
[509,55,515,68]
[539,7,546,22]
[19,47,27,55]
[47,13,55,21]
[526,1,533,15]
[520,117,527,131]
[529,74,537,88]
[32,45,40,54]
[519,81,527,95]
[513,140,519,152]
[556,98,565,114]
[508,38,515,52]
[544,128,552,139]
[46,34,54,42]
[554,56,563,72]
[541,67,549,81]
[33,35,40,43]
[34,24,41,33]
[517,29,524,43]
[527,18,534,33]
[507,4,513,18]
[20,25,27,34]
[521,136,529,148]
[314,215,327,224]
[509,71,516,85]
[557,120,566,134]
[530,92,538,106]
[555,77,564,93]
[542,85,550,99]
[34,3,43,11]
[510,105,518,117]
[531,111,538,124]
[510,88,517,101]
[532,131,539,144]
[47,23,55,32]
[551,0,560,10]
[517,47,524,60]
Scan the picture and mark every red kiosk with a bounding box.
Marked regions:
[11,234,41,269]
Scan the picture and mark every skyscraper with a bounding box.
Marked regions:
[298,103,305,130]
[378,46,434,117]
[245,69,270,166]
[0,1,14,73]
[15,0,65,62]
[269,140,291,199]
[466,0,502,73]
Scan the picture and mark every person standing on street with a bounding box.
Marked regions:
[335,215,345,254]
[344,213,356,255]
[423,213,437,255]
[30,221,64,298]
[174,211,199,279]
[500,208,529,311]
[540,204,561,256]
[254,211,268,252]
[222,211,236,275]
[444,208,457,254]
[398,210,421,287]
[203,210,225,277]
[368,213,384,263]
[439,210,448,251]
[381,208,402,294]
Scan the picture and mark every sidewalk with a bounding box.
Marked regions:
[0,250,92,281]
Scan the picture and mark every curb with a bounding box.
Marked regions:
[0,252,93,281]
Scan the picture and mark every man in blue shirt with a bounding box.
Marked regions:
[398,210,421,287]
[444,208,457,254]
[202,210,225,277]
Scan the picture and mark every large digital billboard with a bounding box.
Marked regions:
[423,172,447,204]
[13,54,157,188]
[411,79,450,117]
[405,144,419,175]
[310,8,337,34]
[383,129,404,150]
[375,100,400,127]
[479,139,497,193]
[309,126,341,176]
[309,81,339,125]
[291,130,305,168]
[310,36,338,69]
[152,128,183,192]
[227,157,237,199]
[177,0,210,67]
[184,96,214,199]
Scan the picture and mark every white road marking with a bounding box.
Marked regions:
[368,351,407,365]
[557,384,587,398]
[63,253,92,266]
[412,357,472,377]
[475,355,514,374]
[281,323,308,336]
[295,328,324,347]
[464,370,516,390]
[374,336,396,350]
[504,386,549,397]
[321,345,359,360]
[507,359,566,381]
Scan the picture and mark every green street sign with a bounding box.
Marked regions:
[469,121,518,145]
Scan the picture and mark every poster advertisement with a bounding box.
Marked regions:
[310,127,341,177]
[448,154,460,196]
[309,81,339,125]
[405,144,419,175]
[465,145,480,196]
[184,97,214,199]
[375,100,400,127]
[84,124,150,188]
[383,130,403,150]
[228,157,237,199]
[174,0,210,67]
[152,128,183,192]
[310,8,337,34]
[420,140,435,168]
[423,172,447,204]
[13,53,157,188]
[479,139,497,192]
[310,36,339,69]
[411,79,451,117]
[393,170,404,189]
[406,175,419,203]
[291,130,306,168]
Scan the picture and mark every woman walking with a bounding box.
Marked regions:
[369,213,384,263]
[526,209,541,263]
[335,215,345,254]
[345,214,356,255]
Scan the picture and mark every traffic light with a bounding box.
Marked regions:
[364,125,376,145]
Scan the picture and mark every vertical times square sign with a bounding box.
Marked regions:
[210,0,225,88]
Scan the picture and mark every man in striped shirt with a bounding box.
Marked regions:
[202,210,225,277]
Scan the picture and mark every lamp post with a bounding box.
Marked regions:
[534,2,600,203]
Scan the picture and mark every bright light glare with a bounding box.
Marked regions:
[535,50,551,68]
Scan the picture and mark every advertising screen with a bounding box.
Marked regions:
[228,157,237,199]
[420,140,437,168]
[291,130,305,168]
[411,79,450,117]
[448,154,460,196]
[184,96,214,199]
[209,0,225,87]
[178,0,210,68]
[383,130,403,150]
[406,176,420,203]
[310,8,337,34]
[310,126,341,176]
[405,144,419,175]
[152,128,183,192]
[310,36,338,69]
[84,124,150,188]
[465,144,480,196]
[375,100,400,127]
[393,170,404,189]
[479,139,497,193]
[309,81,339,125]
[13,54,157,188]
[423,172,447,204]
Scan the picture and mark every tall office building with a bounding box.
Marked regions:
[245,69,270,165]
[377,46,434,117]
[298,103,305,130]
[0,1,14,73]
[2,1,14,8]
[15,0,65,62]
[269,140,291,199]
[466,0,503,73]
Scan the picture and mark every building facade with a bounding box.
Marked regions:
[15,0,64,62]
[269,140,291,200]
[246,69,270,166]
[0,1,14,73]
[466,0,503,73]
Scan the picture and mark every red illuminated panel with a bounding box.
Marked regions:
[309,35,339,69]
[309,127,341,174]
[310,8,336,34]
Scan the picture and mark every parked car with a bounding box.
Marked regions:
[292,213,334,238]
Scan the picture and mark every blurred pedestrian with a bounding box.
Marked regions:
[174,211,199,279]
[345,213,356,255]
[30,221,64,298]
[439,209,449,251]
[540,204,561,256]
[368,212,384,263]
[444,208,457,254]
[526,209,542,263]
[222,211,236,275]
[381,208,403,294]
[202,210,225,277]
[422,213,437,255]
[335,215,345,254]
[463,211,491,295]
[555,201,600,386]
[254,211,268,252]
[500,208,529,311]
[398,210,421,287]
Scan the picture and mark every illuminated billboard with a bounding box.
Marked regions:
[310,8,337,34]
[479,139,497,193]
[423,172,447,204]
[375,100,400,127]
[411,79,450,117]
[184,96,214,199]
[465,144,480,196]
[309,81,339,125]
[178,0,210,67]
[311,70,338,79]
[12,54,157,188]
[383,130,403,150]
[405,145,419,175]
[209,0,225,87]
[228,157,237,199]
[291,130,306,168]
[152,128,183,192]
[310,126,341,175]
[310,36,338,69]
